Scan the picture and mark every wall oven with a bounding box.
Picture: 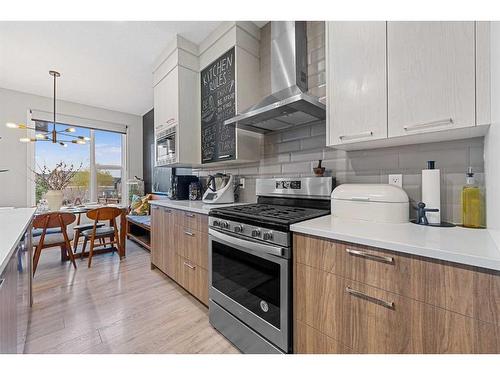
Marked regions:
[154,120,177,166]
[208,225,291,354]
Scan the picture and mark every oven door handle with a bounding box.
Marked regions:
[209,228,285,258]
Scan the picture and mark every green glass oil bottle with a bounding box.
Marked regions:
[461,167,483,228]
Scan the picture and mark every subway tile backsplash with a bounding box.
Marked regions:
[192,21,486,224]
[193,123,485,223]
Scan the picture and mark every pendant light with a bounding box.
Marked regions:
[5,70,89,146]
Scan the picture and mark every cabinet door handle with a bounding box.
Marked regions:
[346,248,394,264]
[0,278,4,289]
[346,286,394,309]
[183,262,196,270]
[185,213,195,218]
[218,154,232,159]
[184,231,195,237]
[403,118,453,132]
[152,206,159,210]
[339,131,373,141]
[164,209,172,213]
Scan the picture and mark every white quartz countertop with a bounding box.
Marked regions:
[290,215,500,272]
[0,208,36,275]
[149,200,247,215]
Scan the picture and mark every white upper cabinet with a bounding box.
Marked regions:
[153,36,200,166]
[387,22,476,137]
[327,22,387,146]
[154,66,179,130]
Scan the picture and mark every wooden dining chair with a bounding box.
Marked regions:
[72,208,105,254]
[81,207,122,267]
[32,212,77,275]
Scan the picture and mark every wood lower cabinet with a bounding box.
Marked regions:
[151,206,176,278]
[151,206,209,306]
[294,233,500,326]
[175,226,208,269]
[294,320,352,354]
[175,210,208,233]
[175,255,209,305]
[151,206,164,270]
[293,233,500,354]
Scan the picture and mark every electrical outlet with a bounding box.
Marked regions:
[389,174,403,188]
[239,178,245,189]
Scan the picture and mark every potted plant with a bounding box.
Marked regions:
[35,162,82,211]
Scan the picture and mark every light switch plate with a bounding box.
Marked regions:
[389,174,403,188]
[239,178,245,189]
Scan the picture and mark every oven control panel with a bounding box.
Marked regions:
[210,217,290,248]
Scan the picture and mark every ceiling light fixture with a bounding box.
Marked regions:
[5,71,87,146]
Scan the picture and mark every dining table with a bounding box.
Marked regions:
[35,204,129,261]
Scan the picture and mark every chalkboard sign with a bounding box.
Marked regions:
[201,47,236,163]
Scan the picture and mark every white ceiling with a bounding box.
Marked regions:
[0,21,225,116]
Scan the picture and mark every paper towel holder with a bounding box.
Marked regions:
[411,201,455,227]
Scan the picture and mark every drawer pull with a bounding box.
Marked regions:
[346,286,394,309]
[183,262,196,270]
[184,231,195,236]
[404,118,453,132]
[346,248,394,264]
[152,206,159,210]
[164,209,172,213]
[185,213,195,218]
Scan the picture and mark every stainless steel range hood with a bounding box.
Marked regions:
[224,21,326,134]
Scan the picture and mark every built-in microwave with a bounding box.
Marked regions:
[155,119,177,166]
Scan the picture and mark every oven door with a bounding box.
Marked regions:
[154,125,176,166]
[208,228,290,352]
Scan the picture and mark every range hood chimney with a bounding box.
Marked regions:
[224,21,326,133]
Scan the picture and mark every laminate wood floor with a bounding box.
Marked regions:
[23,241,239,354]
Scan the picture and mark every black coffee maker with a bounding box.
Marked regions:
[170,175,199,200]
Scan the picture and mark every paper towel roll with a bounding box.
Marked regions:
[422,168,441,224]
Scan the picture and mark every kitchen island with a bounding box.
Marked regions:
[0,207,35,353]
[0,208,35,274]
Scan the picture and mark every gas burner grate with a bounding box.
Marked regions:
[214,203,329,225]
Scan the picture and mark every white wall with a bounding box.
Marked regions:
[0,87,142,208]
[485,22,500,238]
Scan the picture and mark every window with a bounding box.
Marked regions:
[95,129,123,204]
[34,122,125,205]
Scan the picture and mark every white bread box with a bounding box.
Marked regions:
[331,184,409,223]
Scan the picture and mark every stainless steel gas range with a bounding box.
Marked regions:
[208,177,334,353]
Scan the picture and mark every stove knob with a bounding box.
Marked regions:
[251,229,261,237]
[213,220,220,227]
[263,232,273,241]
[234,224,243,233]
[222,221,230,230]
